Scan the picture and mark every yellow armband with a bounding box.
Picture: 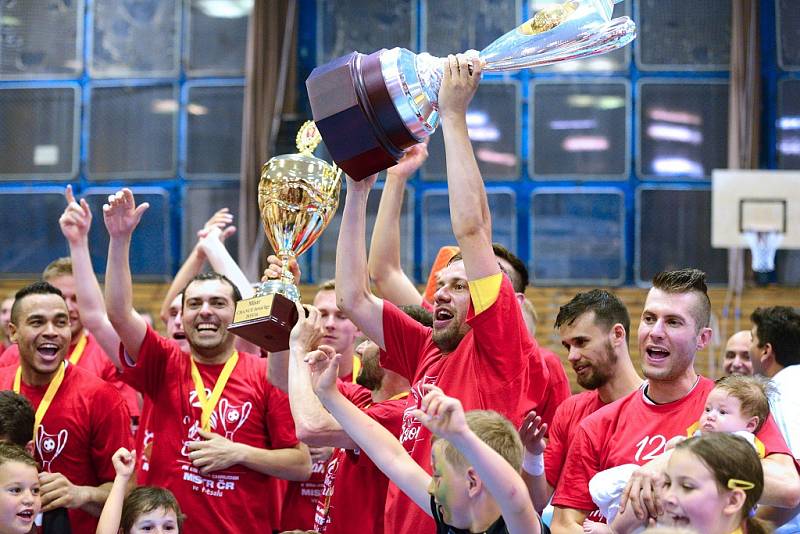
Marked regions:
[468,272,504,315]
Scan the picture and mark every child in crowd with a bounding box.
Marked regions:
[0,443,40,534]
[586,375,772,534]
[660,433,770,534]
[307,346,544,534]
[96,448,184,534]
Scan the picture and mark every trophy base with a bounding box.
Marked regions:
[227,292,299,352]
[306,49,419,180]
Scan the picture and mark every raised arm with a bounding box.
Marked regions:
[519,410,551,514]
[158,208,234,323]
[96,448,134,534]
[310,347,431,513]
[335,173,385,349]
[285,302,358,448]
[368,142,429,306]
[413,386,541,534]
[103,189,150,362]
[438,55,497,281]
[196,223,253,299]
[58,186,123,367]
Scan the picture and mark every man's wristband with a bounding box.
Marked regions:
[522,449,544,476]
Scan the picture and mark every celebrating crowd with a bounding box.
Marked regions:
[0,54,799,534]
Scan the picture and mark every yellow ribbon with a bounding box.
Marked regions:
[13,362,67,444]
[190,352,239,432]
[351,356,361,383]
[68,333,88,365]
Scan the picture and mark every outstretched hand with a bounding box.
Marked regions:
[519,410,548,456]
[197,207,236,242]
[306,344,341,398]
[102,188,149,239]
[263,254,302,284]
[345,172,378,193]
[411,385,468,442]
[387,139,429,181]
[110,447,135,479]
[438,53,483,122]
[59,185,93,244]
[289,301,323,351]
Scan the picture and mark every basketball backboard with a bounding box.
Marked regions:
[712,169,800,249]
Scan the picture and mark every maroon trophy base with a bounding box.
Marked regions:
[227,292,299,353]
[306,49,419,180]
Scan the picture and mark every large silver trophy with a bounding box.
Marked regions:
[306,0,635,180]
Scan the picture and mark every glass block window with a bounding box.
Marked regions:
[84,188,172,278]
[91,0,180,77]
[0,0,83,78]
[0,189,69,276]
[182,185,241,262]
[314,182,414,282]
[636,0,730,70]
[534,0,630,73]
[777,0,800,70]
[421,189,515,277]
[317,0,415,64]
[422,82,520,181]
[638,81,729,180]
[0,86,79,179]
[185,84,244,178]
[422,0,517,57]
[775,251,800,286]
[531,190,625,284]
[88,85,177,179]
[530,81,629,179]
[637,188,728,284]
[777,80,800,170]
[185,0,251,76]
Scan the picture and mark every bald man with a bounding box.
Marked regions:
[723,330,753,376]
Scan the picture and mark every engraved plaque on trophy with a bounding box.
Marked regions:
[306,0,635,180]
[228,122,342,351]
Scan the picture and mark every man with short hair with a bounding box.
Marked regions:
[749,306,800,533]
[335,54,551,534]
[551,269,800,533]
[723,329,754,376]
[524,290,642,510]
[103,188,311,534]
[0,281,133,533]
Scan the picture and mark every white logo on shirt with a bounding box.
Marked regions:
[36,425,68,472]
[634,434,667,462]
[399,374,438,450]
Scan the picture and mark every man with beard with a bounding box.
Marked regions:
[723,330,754,376]
[335,54,549,534]
[103,188,311,534]
[520,289,641,512]
[550,269,800,533]
[0,282,132,533]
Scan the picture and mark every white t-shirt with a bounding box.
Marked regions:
[770,365,800,534]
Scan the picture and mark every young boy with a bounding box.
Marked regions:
[307,345,544,534]
[584,375,772,533]
[0,442,41,534]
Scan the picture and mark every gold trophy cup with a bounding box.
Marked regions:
[228,121,342,351]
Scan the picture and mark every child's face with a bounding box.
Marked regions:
[0,461,40,534]
[129,507,179,534]
[428,441,470,529]
[661,449,736,534]
[699,388,757,433]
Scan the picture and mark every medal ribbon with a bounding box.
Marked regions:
[190,352,239,432]
[68,333,88,365]
[13,362,67,444]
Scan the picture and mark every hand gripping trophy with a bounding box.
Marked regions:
[306,0,636,180]
[228,122,342,351]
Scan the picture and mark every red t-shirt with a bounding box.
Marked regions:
[536,347,571,435]
[380,276,548,534]
[119,326,299,534]
[553,377,796,516]
[0,363,132,533]
[544,390,604,487]
[0,334,140,420]
[315,381,406,534]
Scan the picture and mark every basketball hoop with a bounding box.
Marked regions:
[743,230,783,273]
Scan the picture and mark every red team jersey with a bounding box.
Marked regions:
[544,389,604,487]
[380,277,549,534]
[553,377,797,517]
[314,381,406,534]
[0,363,133,533]
[0,333,141,420]
[119,326,299,534]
